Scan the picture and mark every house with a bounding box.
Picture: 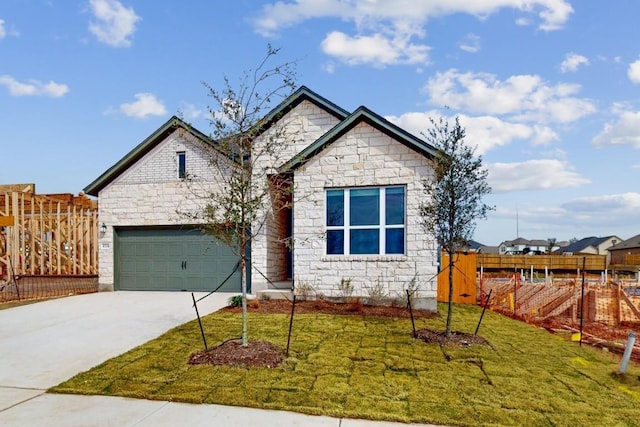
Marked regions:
[84,86,439,309]
[499,238,558,255]
[608,234,640,266]
[554,235,621,264]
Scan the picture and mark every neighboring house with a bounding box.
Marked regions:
[84,86,439,308]
[477,245,500,254]
[608,234,640,265]
[554,235,621,264]
[498,238,559,255]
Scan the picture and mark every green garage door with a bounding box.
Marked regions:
[115,227,243,292]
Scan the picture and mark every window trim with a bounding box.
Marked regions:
[177,151,186,179]
[325,186,406,256]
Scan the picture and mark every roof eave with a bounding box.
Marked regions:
[84,116,212,197]
[280,106,437,172]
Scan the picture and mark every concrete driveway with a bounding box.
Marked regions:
[0,291,439,427]
[0,291,232,425]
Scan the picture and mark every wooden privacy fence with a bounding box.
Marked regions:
[437,252,477,304]
[0,191,98,281]
[477,253,607,272]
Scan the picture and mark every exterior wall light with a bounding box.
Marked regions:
[100,223,107,234]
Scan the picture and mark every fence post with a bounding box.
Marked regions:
[618,332,637,374]
[579,257,585,347]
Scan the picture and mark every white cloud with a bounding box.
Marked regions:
[0,75,69,97]
[0,19,19,39]
[488,159,589,193]
[119,93,166,118]
[321,31,429,66]
[253,1,572,67]
[179,103,203,120]
[253,0,573,36]
[531,125,560,146]
[387,111,539,155]
[592,110,640,148]
[628,60,640,84]
[88,0,140,47]
[458,34,480,53]
[562,193,640,214]
[425,69,596,123]
[560,53,589,73]
[455,115,532,155]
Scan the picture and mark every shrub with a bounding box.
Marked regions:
[228,295,243,307]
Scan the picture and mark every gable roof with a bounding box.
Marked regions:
[609,233,640,251]
[84,86,349,197]
[280,105,437,171]
[555,236,619,254]
[84,116,211,196]
[257,85,349,134]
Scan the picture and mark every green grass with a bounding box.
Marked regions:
[50,304,640,426]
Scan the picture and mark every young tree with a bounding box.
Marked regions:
[420,116,492,336]
[181,46,297,346]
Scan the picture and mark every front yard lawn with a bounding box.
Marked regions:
[50,302,640,426]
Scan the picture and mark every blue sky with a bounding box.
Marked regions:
[2,0,639,245]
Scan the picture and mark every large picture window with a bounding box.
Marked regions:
[326,186,405,255]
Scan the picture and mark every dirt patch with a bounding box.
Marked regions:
[189,339,284,368]
[416,328,489,347]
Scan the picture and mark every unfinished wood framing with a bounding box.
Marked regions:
[0,191,98,281]
[481,277,640,326]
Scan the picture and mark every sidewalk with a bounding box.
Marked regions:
[0,393,435,426]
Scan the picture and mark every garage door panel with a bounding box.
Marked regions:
[115,227,242,292]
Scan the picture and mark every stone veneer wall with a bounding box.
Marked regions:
[292,122,438,306]
[250,100,343,292]
[97,129,226,290]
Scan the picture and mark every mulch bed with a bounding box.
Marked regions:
[189,339,284,368]
[190,298,485,368]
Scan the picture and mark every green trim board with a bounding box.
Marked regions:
[84,116,214,196]
[256,85,350,133]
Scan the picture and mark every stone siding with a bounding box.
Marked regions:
[292,122,438,304]
[250,100,343,291]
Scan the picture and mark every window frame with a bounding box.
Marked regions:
[325,185,406,256]
[177,151,186,179]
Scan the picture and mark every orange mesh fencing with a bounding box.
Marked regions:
[0,275,98,304]
[479,275,640,361]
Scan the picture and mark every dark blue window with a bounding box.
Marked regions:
[325,186,405,255]
[350,229,379,254]
[350,188,379,226]
[326,189,344,226]
[177,152,186,179]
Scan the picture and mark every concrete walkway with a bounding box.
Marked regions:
[0,292,439,427]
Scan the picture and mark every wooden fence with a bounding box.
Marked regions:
[437,252,477,304]
[0,191,98,281]
[477,253,607,272]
